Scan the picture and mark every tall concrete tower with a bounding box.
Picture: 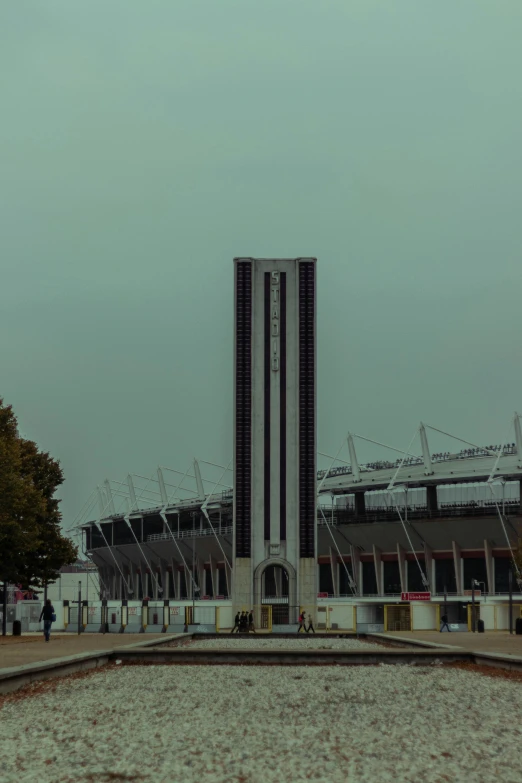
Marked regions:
[233,258,317,617]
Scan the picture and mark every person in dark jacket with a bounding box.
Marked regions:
[231,611,241,633]
[39,599,55,642]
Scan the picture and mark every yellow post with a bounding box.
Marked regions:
[467,604,472,631]
[411,604,415,632]
[436,603,441,630]
[215,606,220,633]
[384,604,388,632]
[267,605,273,632]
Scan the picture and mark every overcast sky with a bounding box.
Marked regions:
[1,1,521,528]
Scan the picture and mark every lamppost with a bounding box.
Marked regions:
[508,567,513,635]
[471,579,480,632]
[1,579,7,637]
[190,512,200,624]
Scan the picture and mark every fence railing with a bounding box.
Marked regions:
[147,525,233,542]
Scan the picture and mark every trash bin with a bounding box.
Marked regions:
[515,617,522,635]
[477,619,485,633]
[12,620,22,636]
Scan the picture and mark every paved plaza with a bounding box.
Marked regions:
[387,631,522,656]
[2,631,522,670]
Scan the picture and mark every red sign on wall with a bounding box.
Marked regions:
[401,592,431,601]
[317,592,329,598]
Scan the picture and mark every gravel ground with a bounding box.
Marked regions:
[184,636,378,650]
[1,664,521,783]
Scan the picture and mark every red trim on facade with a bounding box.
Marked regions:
[432,552,454,560]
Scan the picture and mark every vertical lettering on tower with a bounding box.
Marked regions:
[271,271,280,372]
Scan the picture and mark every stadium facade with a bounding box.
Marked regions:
[78,258,522,632]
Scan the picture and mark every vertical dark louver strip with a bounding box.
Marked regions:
[280,272,287,541]
[298,262,316,558]
[235,262,252,557]
[264,272,271,540]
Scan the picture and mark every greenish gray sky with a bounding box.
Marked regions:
[1,1,521,526]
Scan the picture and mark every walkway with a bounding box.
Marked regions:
[386,630,522,655]
[0,633,165,670]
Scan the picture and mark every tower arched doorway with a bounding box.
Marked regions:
[253,558,298,627]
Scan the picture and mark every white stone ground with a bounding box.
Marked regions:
[1,664,521,783]
[185,636,377,650]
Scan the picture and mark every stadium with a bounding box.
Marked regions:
[75,258,522,635]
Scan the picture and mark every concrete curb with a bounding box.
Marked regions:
[114,647,469,665]
[368,633,462,650]
[111,633,191,651]
[0,650,112,695]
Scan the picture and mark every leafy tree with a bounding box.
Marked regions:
[0,398,77,590]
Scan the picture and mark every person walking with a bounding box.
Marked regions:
[248,610,256,633]
[297,611,306,633]
[307,614,315,634]
[440,613,451,632]
[39,599,55,642]
[231,611,241,633]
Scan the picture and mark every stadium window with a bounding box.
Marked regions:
[463,558,488,591]
[205,569,213,598]
[179,570,188,599]
[383,561,401,594]
[362,561,378,595]
[435,559,457,594]
[339,562,355,595]
[218,568,228,598]
[319,563,334,595]
[494,558,521,593]
[407,559,427,592]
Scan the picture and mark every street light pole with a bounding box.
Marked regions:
[192,532,196,625]
[2,580,7,637]
[508,568,513,635]
[471,583,475,632]
[77,580,82,636]
[441,585,449,628]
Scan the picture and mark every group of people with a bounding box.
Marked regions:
[297,611,315,633]
[231,610,255,633]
